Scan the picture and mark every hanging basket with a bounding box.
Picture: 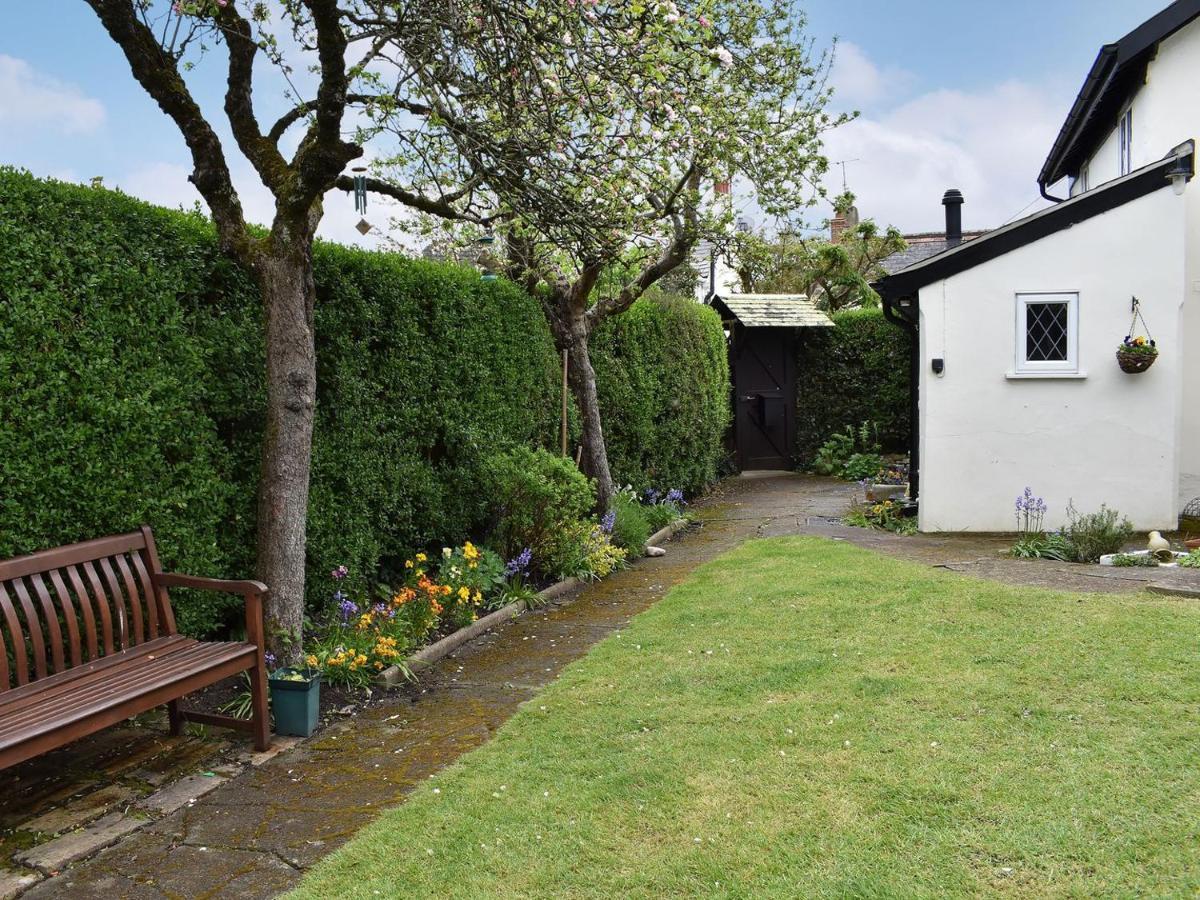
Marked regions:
[1116,347,1158,374]
[1116,297,1159,374]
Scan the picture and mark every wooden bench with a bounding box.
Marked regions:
[0,526,270,770]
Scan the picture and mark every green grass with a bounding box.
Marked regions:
[294,537,1200,898]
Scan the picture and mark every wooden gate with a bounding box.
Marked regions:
[732,327,797,470]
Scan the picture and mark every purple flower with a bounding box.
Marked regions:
[264,651,277,669]
[600,510,616,533]
[504,548,532,577]
[644,487,662,504]
[338,596,359,623]
[665,488,685,506]
[331,565,348,581]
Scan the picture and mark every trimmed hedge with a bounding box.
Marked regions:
[794,308,910,462]
[591,296,731,495]
[0,169,559,634]
[0,170,730,634]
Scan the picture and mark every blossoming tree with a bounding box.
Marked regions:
[364,0,844,509]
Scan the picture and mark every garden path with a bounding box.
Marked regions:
[8,474,1199,898]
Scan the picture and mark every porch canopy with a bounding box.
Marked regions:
[710,293,834,329]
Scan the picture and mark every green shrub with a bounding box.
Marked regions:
[0,169,730,634]
[643,502,680,533]
[591,296,731,496]
[795,309,910,461]
[812,430,855,476]
[1062,503,1134,562]
[842,452,884,482]
[544,520,627,581]
[609,494,651,553]
[1009,533,1075,561]
[1111,553,1158,568]
[0,168,560,634]
[485,446,595,565]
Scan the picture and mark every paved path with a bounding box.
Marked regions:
[10,474,1199,897]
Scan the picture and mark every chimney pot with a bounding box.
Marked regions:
[942,189,964,246]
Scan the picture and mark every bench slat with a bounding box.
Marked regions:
[97,557,128,651]
[0,532,146,582]
[0,583,29,686]
[0,642,255,734]
[9,579,49,679]
[64,565,100,662]
[130,551,159,640]
[47,570,84,667]
[114,553,144,646]
[81,560,115,657]
[0,636,189,713]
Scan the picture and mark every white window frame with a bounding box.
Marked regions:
[1014,292,1079,375]
[1118,107,1133,176]
[1074,164,1090,194]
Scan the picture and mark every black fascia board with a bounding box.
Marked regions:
[875,153,1185,303]
[1039,0,1200,188]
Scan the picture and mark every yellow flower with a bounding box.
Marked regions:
[458,586,471,601]
[305,654,318,667]
[415,552,427,563]
[405,559,414,569]
[472,590,483,605]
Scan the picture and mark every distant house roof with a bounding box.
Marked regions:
[879,231,988,276]
[875,148,1192,302]
[710,294,834,328]
[1039,0,1200,190]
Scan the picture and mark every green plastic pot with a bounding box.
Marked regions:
[268,668,321,737]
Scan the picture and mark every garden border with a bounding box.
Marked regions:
[374,518,690,688]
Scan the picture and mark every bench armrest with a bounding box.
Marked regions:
[153,573,270,652]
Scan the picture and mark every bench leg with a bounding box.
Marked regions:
[249,661,271,751]
[167,700,183,737]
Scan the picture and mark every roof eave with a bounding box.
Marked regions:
[875,147,1191,303]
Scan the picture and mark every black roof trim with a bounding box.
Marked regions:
[1039,0,1200,189]
[876,148,1190,301]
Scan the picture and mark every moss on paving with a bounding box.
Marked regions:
[294,537,1200,898]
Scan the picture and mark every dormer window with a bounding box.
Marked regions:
[1118,108,1133,175]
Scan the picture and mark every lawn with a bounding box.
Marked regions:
[294,537,1200,898]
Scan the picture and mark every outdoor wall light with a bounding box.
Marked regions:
[1166,153,1194,196]
[931,358,945,376]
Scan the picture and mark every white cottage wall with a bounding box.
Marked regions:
[916,185,1187,532]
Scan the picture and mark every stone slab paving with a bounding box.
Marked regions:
[10,473,1200,898]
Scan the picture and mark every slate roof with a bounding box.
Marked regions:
[878,231,988,276]
[710,294,834,328]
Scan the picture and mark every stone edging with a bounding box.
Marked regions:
[374,517,688,688]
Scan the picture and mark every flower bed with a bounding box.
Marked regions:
[281,466,689,691]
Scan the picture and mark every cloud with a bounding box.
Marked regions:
[829,41,916,110]
[822,75,1067,233]
[0,55,105,136]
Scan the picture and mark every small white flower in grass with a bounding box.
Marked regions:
[492,792,501,798]
[843,740,851,748]
[426,849,434,856]
[432,788,440,794]
[693,837,702,844]
[930,742,939,749]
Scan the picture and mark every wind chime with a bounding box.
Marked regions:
[351,166,371,235]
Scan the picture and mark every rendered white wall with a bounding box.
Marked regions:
[916,186,1187,532]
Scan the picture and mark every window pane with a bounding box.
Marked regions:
[1026,302,1069,361]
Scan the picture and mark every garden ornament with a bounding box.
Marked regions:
[1147,531,1173,562]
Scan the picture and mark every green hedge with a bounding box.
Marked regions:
[0,170,730,635]
[0,169,559,634]
[591,296,731,495]
[794,308,910,462]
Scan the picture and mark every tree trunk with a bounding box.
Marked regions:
[253,237,318,662]
[565,326,616,512]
